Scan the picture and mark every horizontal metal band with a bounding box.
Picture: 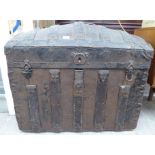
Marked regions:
[7,62,150,69]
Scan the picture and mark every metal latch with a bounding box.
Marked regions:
[72,52,88,65]
[126,61,134,81]
[22,59,32,79]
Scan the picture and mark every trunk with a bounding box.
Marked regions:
[5,22,153,132]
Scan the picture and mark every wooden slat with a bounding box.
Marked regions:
[8,68,31,131]
[61,69,74,131]
[82,70,98,131]
[104,70,125,130]
[29,69,52,131]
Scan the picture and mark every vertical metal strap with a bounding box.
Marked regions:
[73,70,84,131]
[26,85,41,132]
[94,70,109,129]
[125,70,148,128]
[49,69,62,130]
[115,85,130,130]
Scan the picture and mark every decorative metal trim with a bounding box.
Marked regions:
[26,85,41,132]
[22,59,32,79]
[9,61,150,70]
[49,69,62,130]
[125,70,148,128]
[142,50,153,60]
[115,85,131,130]
[73,70,84,130]
[49,69,60,81]
[72,52,88,65]
[94,70,109,129]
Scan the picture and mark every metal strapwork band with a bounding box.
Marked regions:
[115,85,131,130]
[94,70,109,129]
[26,85,41,131]
[49,69,62,130]
[73,70,84,131]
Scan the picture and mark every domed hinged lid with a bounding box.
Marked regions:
[5,22,153,51]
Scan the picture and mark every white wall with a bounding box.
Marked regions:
[0,20,15,115]
[0,20,33,115]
